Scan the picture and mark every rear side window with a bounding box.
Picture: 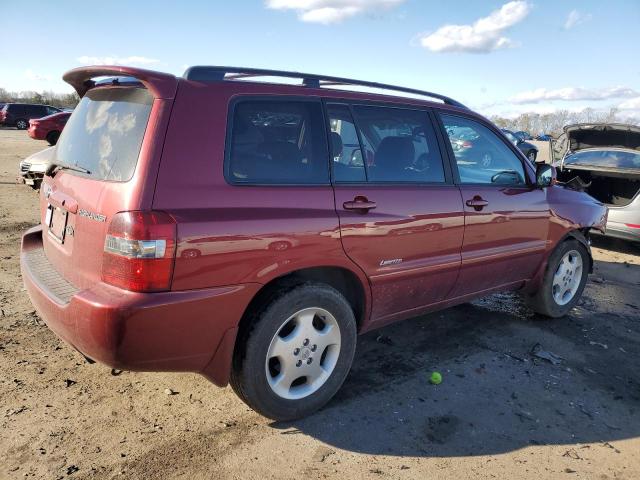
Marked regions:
[26,105,43,116]
[327,104,366,182]
[350,105,446,183]
[54,88,153,182]
[227,100,329,184]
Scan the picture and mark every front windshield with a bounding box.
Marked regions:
[565,150,640,169]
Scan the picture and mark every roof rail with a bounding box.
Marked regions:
[183,66,467,109]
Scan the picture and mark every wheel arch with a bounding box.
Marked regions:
[239,265,370,335]
[523,228,594,295]
[202,265,371,387]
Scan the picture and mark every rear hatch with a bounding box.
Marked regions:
[39,67,177,291]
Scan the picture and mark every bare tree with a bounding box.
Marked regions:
[0,89,79,108]
[490,108,639,138]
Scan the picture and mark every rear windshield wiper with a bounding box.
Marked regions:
[46,162,91,176]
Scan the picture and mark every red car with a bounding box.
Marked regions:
[20,66,607,420]
[28,111,71,145]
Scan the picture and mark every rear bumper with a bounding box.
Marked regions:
[20,225,259,385]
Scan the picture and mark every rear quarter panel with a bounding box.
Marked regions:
[153,80,371,315]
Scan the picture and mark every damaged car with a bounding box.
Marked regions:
[556,123,640,243]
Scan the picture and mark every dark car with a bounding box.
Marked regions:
[502,129,539,163]
[0,103,62,129]
[556,123,640,243]
[28,111,71,145]
[514,130,533,141]
[20,65,606,421]
[536,133,554,141]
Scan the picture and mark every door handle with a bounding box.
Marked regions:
[465,196,488,211]
[343,196,376,212]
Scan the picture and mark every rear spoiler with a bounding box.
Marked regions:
[63,66,178,99]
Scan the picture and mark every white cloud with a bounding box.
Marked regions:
[24,69,52,82]
[76,55,161,66]
[618,97,640,110]
[419,1,530,53]
[511,86,639,104]
[564,9,592,29]
[265,0,405,24]
[618,97,640,122]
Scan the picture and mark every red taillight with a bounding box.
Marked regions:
[102,211,177,292]
[462,141,473,148]
[625,223,640,229]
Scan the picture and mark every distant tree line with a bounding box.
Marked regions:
[0,88,80,109]
[490,108,639,138]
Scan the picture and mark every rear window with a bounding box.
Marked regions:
[54,87,153,182]
[227,100,329,185]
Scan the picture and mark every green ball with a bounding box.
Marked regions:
[429,371,442,385]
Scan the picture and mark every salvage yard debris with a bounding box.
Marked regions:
[530,343,563,365]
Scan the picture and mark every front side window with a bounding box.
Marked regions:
[441,114,526,185]
[228,100,329,184]
[350,105,446,183]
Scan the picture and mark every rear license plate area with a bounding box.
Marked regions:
[47,204,68,243]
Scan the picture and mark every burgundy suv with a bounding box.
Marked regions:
[20,66,607,420]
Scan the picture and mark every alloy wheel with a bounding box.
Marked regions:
[265,307,341,400]
[551,250,583,306]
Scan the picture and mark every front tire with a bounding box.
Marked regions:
[230,283,357,421]
[526,239,589,318]
[46,130,60,145]
[15,119,28,130]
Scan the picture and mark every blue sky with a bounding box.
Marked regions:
[1,0,639,118]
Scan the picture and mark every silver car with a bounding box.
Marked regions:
[556,123,640,243]
[18,146,54,190]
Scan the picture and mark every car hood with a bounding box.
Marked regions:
[23,146,56,167]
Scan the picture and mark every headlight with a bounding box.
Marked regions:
[29,163,47,173]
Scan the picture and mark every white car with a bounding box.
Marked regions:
[18,146,55,189]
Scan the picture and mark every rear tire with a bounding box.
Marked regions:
[46,131,60,145]
[230,283,357,421]
[526,239,589,318]
[15,119,28,130]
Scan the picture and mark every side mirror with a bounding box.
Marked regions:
[536,163,556,187]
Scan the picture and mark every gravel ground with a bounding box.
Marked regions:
[1,128,639,480]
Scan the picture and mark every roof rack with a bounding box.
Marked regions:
[183,66,467,109]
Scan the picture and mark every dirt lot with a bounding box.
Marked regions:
[1,128,639,480]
